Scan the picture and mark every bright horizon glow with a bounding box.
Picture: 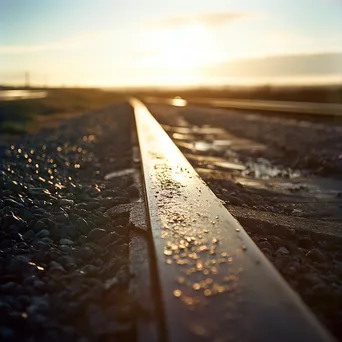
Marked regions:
[1,0,342,87]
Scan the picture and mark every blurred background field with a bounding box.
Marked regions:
[0,88,123,135]
[1,84,342,135]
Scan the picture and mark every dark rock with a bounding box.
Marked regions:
[306,248,327,262]
[48,261,66,275]
[76,217,89,234]
[34,220,47,232]
[258,241,273,250]
[127,185,140,199]
[8,232,24,242]
[98,232,120,247]
[82,264,98,277]
[58,199,74,207]
[88,228,107,242]
[39,237,54,244]
[226,195,245,206]
[87,305,109,337]
[87,201,99,210]
[59,238,73,245]
[54,213,69,223]
[35,229,50,239]
[0,327,15,340]
[107,203,133,218]
[0,282,19,293]
[6,257,37,277]
[18,208,33,221]
[298,237,312,249]
[3,198,24,208]
[276,247,290,256]
[23,229,35,241]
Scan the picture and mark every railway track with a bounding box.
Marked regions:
[0,98,340,341]
[142,96,342,117]
[130,98,335,341]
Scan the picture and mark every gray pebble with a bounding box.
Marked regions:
[34,220,47,232]
[276,247,290,255]
[48,261,66,274]
[87,228,107,242]
[127,184,140,199]
[58,199,74,207]
[307,248,327,262]
[258,241,273,250]
[35,229,50,239]
[76,217,89,234]
[87,201,99,210]
[60,238,74,245]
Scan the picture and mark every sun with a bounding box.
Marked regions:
[137,24,218,84]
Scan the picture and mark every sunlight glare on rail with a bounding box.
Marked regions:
[171,96,187,107]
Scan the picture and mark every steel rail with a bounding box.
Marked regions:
[130,98,334,342]
[143,96,342,116]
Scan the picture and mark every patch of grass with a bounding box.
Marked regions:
[0,88,123,135]
[0,120,35,135]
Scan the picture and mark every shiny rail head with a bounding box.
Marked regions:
[142,96,342,116]
[130,98,334,342]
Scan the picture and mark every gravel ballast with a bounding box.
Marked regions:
[0,103,137,341]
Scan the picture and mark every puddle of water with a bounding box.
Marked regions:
[194,141,212,152]
[163,125,192,134]
[0,90,47,101]
[171,97,187,107]
[235,175,342,199]
[212,140,232,148]
[172,133,196,141]
[211,161,246,171]
[104,168,134,180]
[192,127,226,135]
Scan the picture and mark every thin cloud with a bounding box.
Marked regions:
[0,31,107,54]
[146,12,255,29]
[202,52,342,78]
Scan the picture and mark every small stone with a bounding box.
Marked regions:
[306,248,327,262]
[58,199,74,207]
[106,203,133,218]
[0,327,15,340]
[87,305,109,336]
[55,213,69,223]
[35,229,50,239]
[98,232,119,247]
[23,229,35,241]
[0,282,19,293]
[82,264,98,276]
[258,241,273,250]
[3,198,24,208]
[88,228,107,242]
[276,247,290,256]
[6,257,36,277]
[59,245,72,253]
[60,238,74,245]
[226,195,244,206]
[34,220,47,232]
[76,217,89,234]
[87,201,99,210]
[127,185,140,199]
[39,237,53,244]
[298,237,312,249]
[48,261,66,274]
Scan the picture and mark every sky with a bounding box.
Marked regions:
[1,0,342,87]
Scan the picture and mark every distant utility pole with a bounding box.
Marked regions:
[25,71,30,88]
